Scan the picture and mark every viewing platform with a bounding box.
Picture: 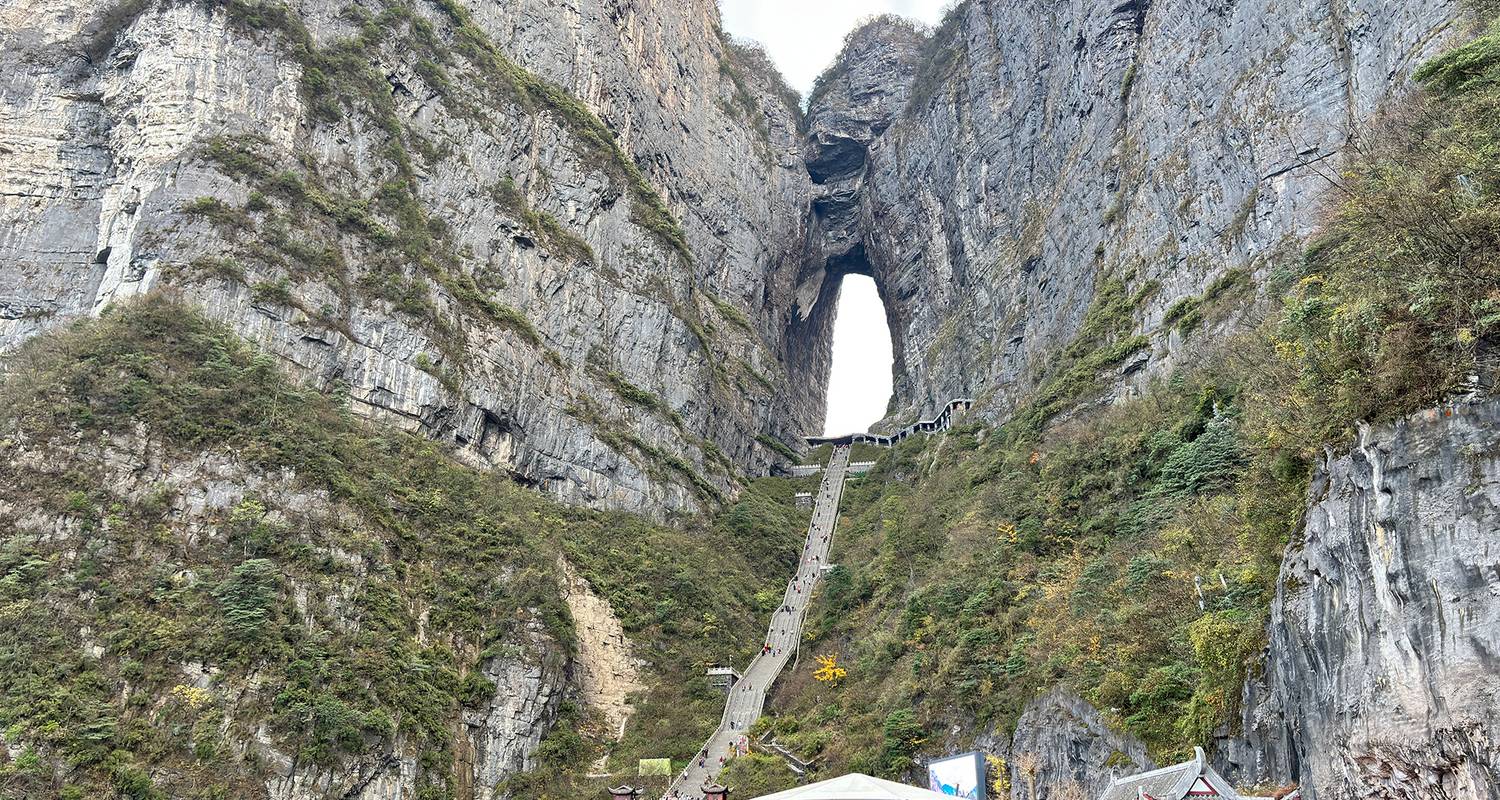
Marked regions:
[804,398,974,448]
[705,665,741,692]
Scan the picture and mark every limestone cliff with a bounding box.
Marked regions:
[3,0,1468,506]
[800,0,1462,427]
[1001,689,1155,800]
[0,0,813,517]
[4,1,1499,798]
[1220,399,1500,799]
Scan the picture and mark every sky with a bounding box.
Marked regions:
[718,1,944,435]
[822,277,895,436]
[719,0,951,96]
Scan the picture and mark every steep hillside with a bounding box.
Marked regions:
[740,12,1500,799]
[0,298,808,799]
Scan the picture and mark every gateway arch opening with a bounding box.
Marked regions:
[823,274,893,437]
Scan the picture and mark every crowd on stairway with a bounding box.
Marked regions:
[663,445,851,800]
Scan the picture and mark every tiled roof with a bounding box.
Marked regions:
[1098,760,1199,800]
[1097,747,1239,800]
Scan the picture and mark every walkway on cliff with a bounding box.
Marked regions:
[804,398,974,448]
[664,445,851,800]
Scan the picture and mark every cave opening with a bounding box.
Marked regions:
[823,274,893,436]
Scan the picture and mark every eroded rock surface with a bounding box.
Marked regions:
[1005,688,1155,800]
[560,557,645,770]
[0,0,814,517]
[1225,400,1500,799]
[802,0,1462,426]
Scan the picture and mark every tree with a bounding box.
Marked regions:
[813,653,847,684]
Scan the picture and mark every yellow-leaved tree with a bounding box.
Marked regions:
[813,653,847,684]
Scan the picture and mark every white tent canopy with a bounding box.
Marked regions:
[749,773,958,800]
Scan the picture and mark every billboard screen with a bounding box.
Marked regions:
[928,751,986,799]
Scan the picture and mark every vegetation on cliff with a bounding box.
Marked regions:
[0,298,804,799]
[746,14,1500,784]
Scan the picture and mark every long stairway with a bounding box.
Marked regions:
[664,445,851,799]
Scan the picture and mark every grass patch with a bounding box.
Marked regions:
[707,292,754,332]
[493,178,596,264]
[1010,277,1151,433]
[607,371,668,413]
[757,433,800,462]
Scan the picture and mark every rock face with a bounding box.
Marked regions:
[460,636,569,800]
[0,0,1468,510]
[1222,400,1500,799]
[559,557,645,769]
[0,0,814,517]
[264,635,565,800]
[787,17,926,407]
[1004,688,1154,800]
[802,0,1462,426]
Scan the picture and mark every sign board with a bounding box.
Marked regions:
[638,758,672,777]
[927,751,986,799]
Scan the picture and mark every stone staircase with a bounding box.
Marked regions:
[663,445,851,799]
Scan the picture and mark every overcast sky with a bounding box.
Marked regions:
[719,0,951,96]
[719,1,946,435]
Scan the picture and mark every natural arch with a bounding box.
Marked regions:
[823,275,893,436]
[783,241,905,438]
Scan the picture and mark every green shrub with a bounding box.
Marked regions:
[1414,18,1500,92]
[214,558,280,654]
[720,752,800,796]
[757,434,799,462]
[606,371,663,411]
[879,709,926,775]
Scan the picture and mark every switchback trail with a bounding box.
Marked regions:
[664,445,851,799]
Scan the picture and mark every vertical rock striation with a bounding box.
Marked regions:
[788,17,927,422]
[0,0,815,517]
[1223,400,1500,799]
[802,0,1461,427]
[1005,688,1155,800]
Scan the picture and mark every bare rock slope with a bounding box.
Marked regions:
[1223,400,1500,799]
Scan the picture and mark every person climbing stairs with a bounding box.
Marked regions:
[665,445,851,799]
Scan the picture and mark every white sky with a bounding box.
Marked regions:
[719,0,951,96]
[719,1,941,435]
[822,276,895,436]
